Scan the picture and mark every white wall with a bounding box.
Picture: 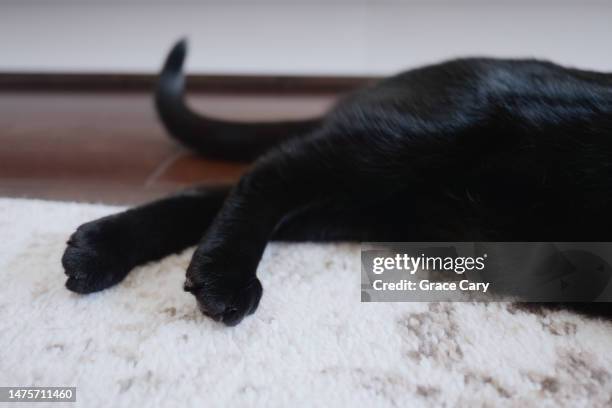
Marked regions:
[2,1,612,76]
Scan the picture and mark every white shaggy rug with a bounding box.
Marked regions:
[2,197,612,407]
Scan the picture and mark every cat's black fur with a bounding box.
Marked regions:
[62,40,612,325]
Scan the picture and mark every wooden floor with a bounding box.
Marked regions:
[0,90,337,205]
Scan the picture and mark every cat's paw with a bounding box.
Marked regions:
[184,258,263,326]
[62,218,133,294]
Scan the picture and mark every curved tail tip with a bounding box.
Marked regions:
[174,37,188,54]
[163,38,189,73]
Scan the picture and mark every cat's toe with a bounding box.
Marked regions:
[186,274,263,326]
[62,221,132,294]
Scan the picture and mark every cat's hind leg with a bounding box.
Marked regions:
[183,131,415,325]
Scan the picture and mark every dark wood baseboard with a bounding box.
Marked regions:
[0,72,376,94]
[0,79,338,204]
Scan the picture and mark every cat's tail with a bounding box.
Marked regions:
[155,39,322,162]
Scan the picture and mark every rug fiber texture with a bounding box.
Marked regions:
[1,198,612,407]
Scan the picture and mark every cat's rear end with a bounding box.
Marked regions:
[64,39,612,324]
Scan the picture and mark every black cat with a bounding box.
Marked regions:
[62,40,612,325]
